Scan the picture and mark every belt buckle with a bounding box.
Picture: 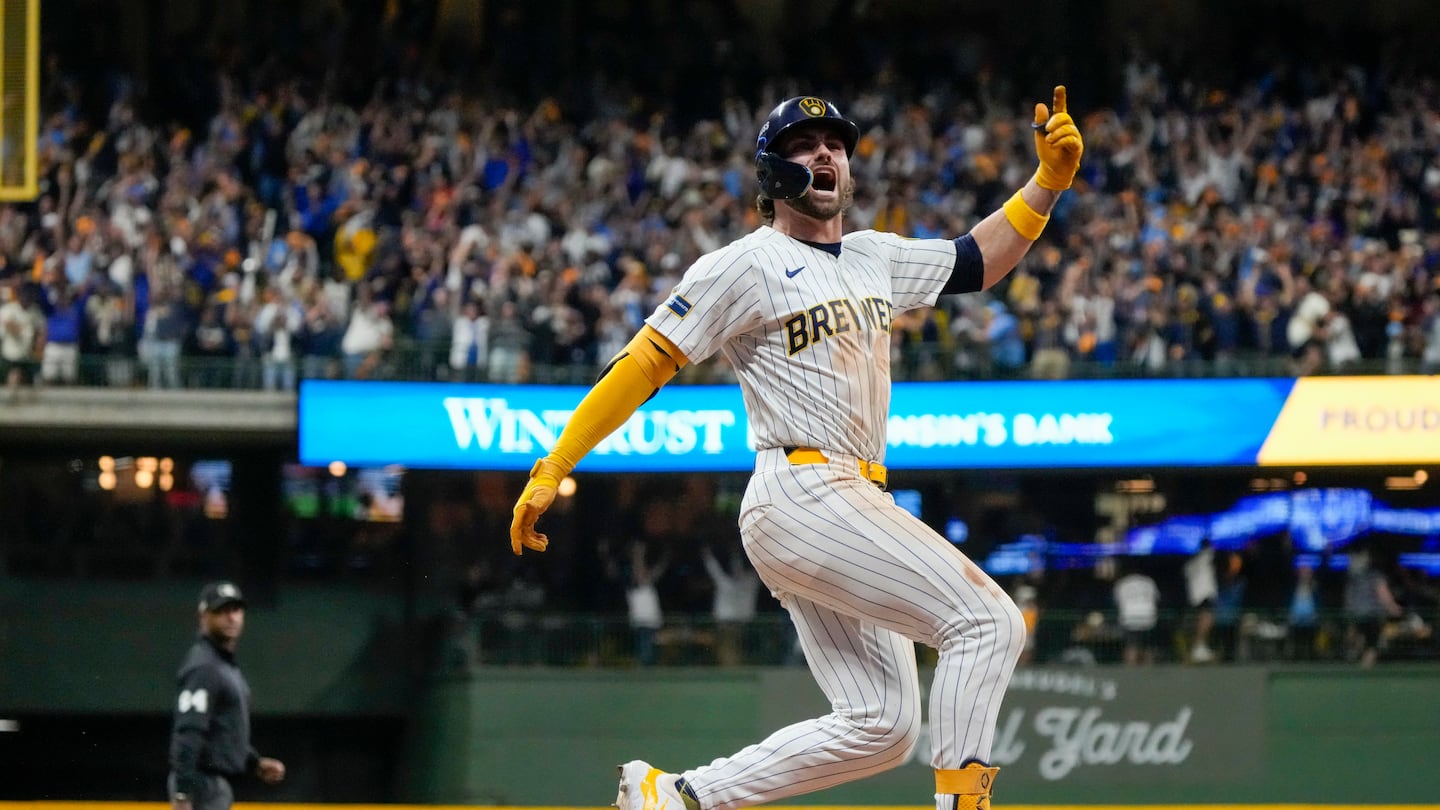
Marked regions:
[860,459,887,489]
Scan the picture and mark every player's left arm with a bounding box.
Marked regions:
[509,325,689,555]
[957,86,1083,292]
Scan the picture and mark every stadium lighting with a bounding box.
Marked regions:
[557,476,578,498]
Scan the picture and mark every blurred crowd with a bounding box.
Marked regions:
[5,52,1440,398]
[421,471,1438,670]
[1027,538,1438,669]
[446,485,1440,668]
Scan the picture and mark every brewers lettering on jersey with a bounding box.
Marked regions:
[510,88,1084,810]
[653,228,937,465]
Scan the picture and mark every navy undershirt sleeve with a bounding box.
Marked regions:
[941,233,985,295]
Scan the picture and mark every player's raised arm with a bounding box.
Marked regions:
[509,324,689,555]
[966,85,1084,289]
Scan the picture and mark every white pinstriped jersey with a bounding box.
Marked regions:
[645,225,958,462]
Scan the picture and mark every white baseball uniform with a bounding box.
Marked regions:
[645,225,1026,810]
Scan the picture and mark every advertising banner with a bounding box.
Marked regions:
[300,381,750,471]
[298,376,1440,471]
[752,666,1268,798]
[930,666,1265,784]
[1258,376,1440,465]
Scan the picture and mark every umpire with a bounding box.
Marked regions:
[167,581,285,810]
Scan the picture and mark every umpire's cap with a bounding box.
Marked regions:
[198,581,246,612]
[754,96,860,200]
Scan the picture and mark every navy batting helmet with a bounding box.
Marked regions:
[755,96,860,200]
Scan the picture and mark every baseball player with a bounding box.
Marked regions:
[511,88,1083,810]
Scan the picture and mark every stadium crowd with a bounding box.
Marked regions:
[4,16,1439,669]
[4,51,1440,397]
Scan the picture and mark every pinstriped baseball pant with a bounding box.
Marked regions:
[680,448,1025,810]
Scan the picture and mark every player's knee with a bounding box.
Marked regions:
[943,590,1027,662]
[994,590,1028,665]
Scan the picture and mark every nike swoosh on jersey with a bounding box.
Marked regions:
[785,265,806,278]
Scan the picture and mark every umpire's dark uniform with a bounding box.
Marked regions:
[168,583,260,810]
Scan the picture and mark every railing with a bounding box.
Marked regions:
[24,343,1438,392]
[437,608,1439,670]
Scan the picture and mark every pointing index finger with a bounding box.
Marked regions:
[1053,85,1068,116]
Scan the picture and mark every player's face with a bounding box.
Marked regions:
[778,127,854,221]
[202,604,245,643]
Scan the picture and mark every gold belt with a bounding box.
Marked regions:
[785,447,887,489]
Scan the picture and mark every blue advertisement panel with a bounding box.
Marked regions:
[299,378,1297,471]
[885,377,1292,469]
[299,381,750,471]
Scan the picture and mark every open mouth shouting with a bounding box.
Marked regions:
[810,165,838,193]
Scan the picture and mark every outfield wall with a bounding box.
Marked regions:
[403,666,1440,806]
[4,582,1438,805]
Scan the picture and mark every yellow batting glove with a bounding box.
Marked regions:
[510,458,569,555]
[1033,85,1084,191]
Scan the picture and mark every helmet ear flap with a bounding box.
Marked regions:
[755,152,813,200]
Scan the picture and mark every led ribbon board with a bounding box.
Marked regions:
[298,377,1440,471]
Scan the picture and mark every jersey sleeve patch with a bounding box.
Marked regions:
[665,293,694,318]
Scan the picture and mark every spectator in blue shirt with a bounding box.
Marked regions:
[41,284,85,385]
[985,301,1026,374]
